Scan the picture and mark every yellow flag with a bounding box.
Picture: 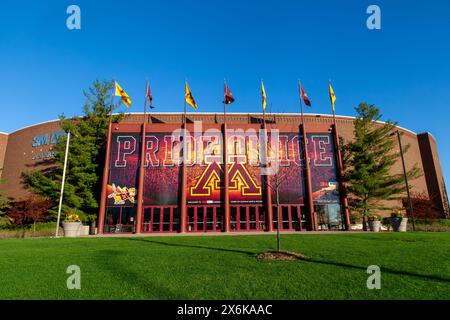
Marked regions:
[261,81,267,110]
[115,81,132,108]
[185,81,198,109]
[328,81,336,112]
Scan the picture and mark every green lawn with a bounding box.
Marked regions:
[0,232,449,300]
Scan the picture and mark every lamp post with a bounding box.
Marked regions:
[392,130,416,231]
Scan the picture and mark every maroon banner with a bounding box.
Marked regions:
[106,130,340,208]
[307,133,340,204]
[107,133,139,206]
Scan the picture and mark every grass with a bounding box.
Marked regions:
[0,232,449,300]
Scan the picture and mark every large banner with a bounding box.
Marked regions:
[307,133,340,204]
[269,133,305,204]
[187,132,263,204]
[107,133,139,206]
[106,130,340,207]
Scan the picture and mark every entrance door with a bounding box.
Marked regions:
[141,206,178,233]
[230,205,264,232]
[272,205,304,231]
[104,206,136,233]
[186,205,222,232]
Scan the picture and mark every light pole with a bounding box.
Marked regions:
[393,130,416,231]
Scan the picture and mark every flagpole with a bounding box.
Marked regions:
[180,81,188,233]
[298,80,305,126]
[136,81,148,234]
[298,80,316,231]
[260,81,273,231]
[262,102,266,124]
[55,131,70,237]
[223,80,230,232]
[328,80,350,230]
[98,81,115,234]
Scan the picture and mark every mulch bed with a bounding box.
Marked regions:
[256,251,310,261]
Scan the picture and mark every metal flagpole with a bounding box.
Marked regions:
[261,80,273,231]
[329,80,351,230]
[223,79,230,232]
[98,82,115,234]
[396,130,416,231]
[136,81,148,234]
[180,81,188,233]
[298,80,316,230]
[55,131,71,237]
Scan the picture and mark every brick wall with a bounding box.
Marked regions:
[0,114,444,217]
[0,133,8,178]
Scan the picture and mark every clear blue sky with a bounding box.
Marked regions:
[0,0,449,186]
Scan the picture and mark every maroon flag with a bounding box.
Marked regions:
[146,80,154,109]
[299,83,311,107]
[223,82,235,105]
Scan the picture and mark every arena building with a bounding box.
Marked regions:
[0,113,447,234]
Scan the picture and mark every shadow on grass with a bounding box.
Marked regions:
[307,259,450,284]
[124,237,256,256]
[125,237,450,284]
[92,249,185,299]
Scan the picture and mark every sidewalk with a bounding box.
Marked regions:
[87,230,368,238]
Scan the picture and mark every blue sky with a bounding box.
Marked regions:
[0,0,449,186]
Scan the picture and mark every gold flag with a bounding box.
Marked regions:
[185,81,198,109]
[328,81,336,112]
[261,81,267,110]
[114,81,132,108]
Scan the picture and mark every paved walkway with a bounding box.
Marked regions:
[86,230,367,238]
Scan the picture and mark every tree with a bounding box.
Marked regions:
[0,176,13,226]
[342,103,421,230]
[23,79,123,222]
[442,180,449,218]
[406,191,441,219]
[268,168,290,253]
[7,195,52,233]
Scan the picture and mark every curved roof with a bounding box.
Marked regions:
[3,112,419,136]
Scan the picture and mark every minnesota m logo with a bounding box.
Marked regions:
[190,163,261,197]
[190,162,223,196]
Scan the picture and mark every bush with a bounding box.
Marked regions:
[408,219,450,232]
[368,214,381,221]
[0,222,60,239]
[7,195,52,226]
[391,211,403,218]
[405,192,442,219]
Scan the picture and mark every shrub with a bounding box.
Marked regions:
[7,195,53,233]
[390,210,404,218]
[368,214,381,221]
[408,219,450,232]
[405,191,442,219]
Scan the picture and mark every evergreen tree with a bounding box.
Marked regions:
[342,103,421,230]
[0,176,13,226]
[24,80,123,222]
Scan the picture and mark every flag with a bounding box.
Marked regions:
[114,81,132,107]
[299,83,311,107]
[223,82,235,104]
[146,81,154,109]
[185,81,198,109]
[328,81,336,112]
[261,81,267,110]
